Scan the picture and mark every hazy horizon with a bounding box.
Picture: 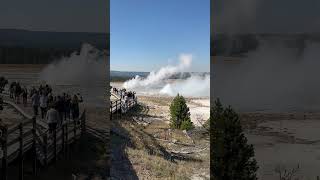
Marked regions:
[110,69,210,73]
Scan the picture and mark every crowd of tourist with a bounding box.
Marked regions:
[8,81,83,133]
[112,87,136,103]
[111,87,137,113]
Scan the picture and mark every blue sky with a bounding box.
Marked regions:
[111,0,210,72]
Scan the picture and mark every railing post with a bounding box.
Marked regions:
[120,100,123,118]
[116,101,118,118]
[73,119,76,139]
[118,100,121,117]
[43,134,48,166]
[110,103,112,121]
[53,128,57,162]
[81,110,86,135]
[65,123,69,159]
[71,120,76,159]
[1,126,8,180]
[32,117,37,176]
[19,123,23,180]
[62,124,65,156]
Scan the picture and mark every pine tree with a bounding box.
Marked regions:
[169,94,194,130]
[211,98,258,180]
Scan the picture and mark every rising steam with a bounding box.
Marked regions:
[39,43,107,86]
[214,40,320,112]
[160,74,210,97]
[123,54,192,89]
[39,43,107,107]
[123,54,210,97]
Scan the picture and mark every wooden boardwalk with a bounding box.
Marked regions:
[110,92,137,120]
[0,92,86,180]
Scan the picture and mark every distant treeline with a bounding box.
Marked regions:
[168,72,209,79]
[110,76,132,82]
[0,29,109,64]
[211,33,320,56]
[0,46,77,64]
[110,72,209,82]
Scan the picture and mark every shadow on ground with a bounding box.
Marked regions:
[4,133,109,180]
[111,114,139,180]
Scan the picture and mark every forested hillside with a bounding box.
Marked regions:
[211,33,320,57]
[0,29,109,64]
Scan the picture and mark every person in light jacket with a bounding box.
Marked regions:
[39,92,48,119]
[46,104,59,133]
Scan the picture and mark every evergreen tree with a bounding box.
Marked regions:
[169,94,194,130]
[211,98,258,180]
[203,107,212,130]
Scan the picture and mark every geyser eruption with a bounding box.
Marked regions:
[123,54,210,97]
[123,54,192,89]
[39,43,107,86]
[160,75,210,97]
[39,43,107,107]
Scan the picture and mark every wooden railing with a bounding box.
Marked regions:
[0,117,37,180]
[35,110,86,165]
[110,97,137,120]
[0,100,86,180]
[110,99,121,114]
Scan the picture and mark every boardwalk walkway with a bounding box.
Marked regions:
[0,91,86,180]
[110,91,137,120]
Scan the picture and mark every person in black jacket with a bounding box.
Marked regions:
[65,94,71,120]
[15,82,22,104]
[71,94,82,121]
[22,86,28,107]
[56,96,64,125]
[0,96,3,111]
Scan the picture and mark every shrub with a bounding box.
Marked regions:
[169,94,194,130]
[211,98,258,180]
[180,120,194,131]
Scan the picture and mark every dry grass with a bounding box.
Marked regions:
[126,147,192,180]
[110,89,210,179]
[139,96,173,107]
[112,103,210,179]
[144,122,193,144]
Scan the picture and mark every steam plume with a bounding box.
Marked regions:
[123,54,192,89]
[39,43,107,86]
[123,54,209,97]
[39,43,107,107]
[214,40,320,112]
